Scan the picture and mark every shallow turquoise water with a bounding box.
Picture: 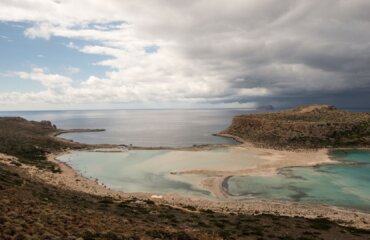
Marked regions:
[58,149,370,210]
[227,150,370,211]
[58,148,262,198]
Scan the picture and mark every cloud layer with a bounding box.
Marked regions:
[1,0,370,109]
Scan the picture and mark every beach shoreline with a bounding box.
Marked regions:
[2,143,369,229]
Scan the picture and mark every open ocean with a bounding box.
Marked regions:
[0,109,265,147]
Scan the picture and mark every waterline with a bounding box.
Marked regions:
[58,148,370,211]
[226,150,370,211]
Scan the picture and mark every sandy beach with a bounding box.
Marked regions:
[1,143,369,230]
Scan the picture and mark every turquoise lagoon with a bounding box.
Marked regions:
[58,148,262,198]
[58,149,370,210]
[227,150,370,211]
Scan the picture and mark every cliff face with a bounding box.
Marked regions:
[222,104,370,149]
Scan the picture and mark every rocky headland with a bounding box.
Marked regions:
[220,104,370,149]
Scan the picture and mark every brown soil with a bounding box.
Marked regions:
[1,162,370,240]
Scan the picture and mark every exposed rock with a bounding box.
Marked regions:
[39,120,57,129]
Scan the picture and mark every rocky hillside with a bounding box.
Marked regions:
[1,162,369,240]
[0,117,87,171]
[221,104,370,149]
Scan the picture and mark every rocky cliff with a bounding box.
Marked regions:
[221,104,370,149]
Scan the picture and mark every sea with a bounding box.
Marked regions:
[0,109,263,147]
[1,108,369,211]
[1,107,367,147]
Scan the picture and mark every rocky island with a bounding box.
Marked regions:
[220,104,370,149]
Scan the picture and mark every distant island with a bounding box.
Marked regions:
[220,104,370,149]
[256,104,274,110]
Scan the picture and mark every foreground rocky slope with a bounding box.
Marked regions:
[1,162,370,240]
[221,104,370,149]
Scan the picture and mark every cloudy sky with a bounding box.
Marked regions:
[0,0,370,110]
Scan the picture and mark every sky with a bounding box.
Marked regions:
[0,0,370,110]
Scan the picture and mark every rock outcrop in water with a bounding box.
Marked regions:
[221,104,370,149]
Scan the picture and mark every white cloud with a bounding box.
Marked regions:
[14,68,72,91]
[0,0,370,109]
[24,22,54,39]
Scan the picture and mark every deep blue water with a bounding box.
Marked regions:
[0,109,263,147]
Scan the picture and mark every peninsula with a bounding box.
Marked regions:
[220,104,370,149]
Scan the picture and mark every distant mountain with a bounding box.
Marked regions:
[221,104,370,149]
